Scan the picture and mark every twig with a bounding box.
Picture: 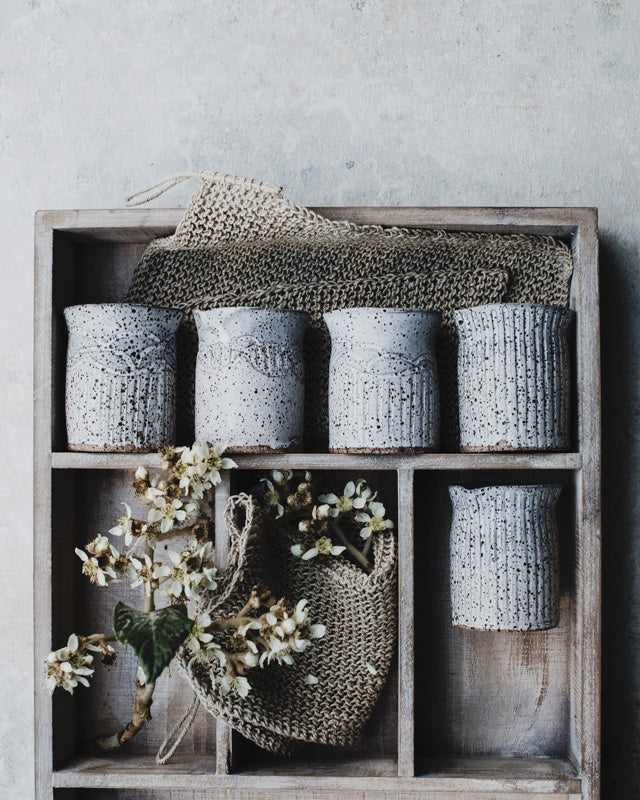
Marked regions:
[331,521,373,573]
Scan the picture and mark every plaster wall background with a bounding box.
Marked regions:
[0,0,637,796]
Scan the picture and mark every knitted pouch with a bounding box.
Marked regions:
[175,493,398,755]
[125,172,573,449]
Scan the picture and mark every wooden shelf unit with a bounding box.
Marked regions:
[34,206,600,799]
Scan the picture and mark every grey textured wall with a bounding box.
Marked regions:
[0,0,636,796]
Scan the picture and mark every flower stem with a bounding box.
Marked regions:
[331,521,373,573]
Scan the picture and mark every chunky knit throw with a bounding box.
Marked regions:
[176,493,398,755]
[125,171,573,449]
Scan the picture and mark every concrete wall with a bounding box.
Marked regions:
[0,0,636,795]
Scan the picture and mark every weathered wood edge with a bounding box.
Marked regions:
[51,766,581,794]
[51,451,583,471]
[213,472,235,775]
[36,206,600,799]
[34,212,54,800]
[35,205,596,239]
[397,469,415,776]
[572,210,601,800]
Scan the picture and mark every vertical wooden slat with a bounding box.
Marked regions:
[213,471,235,775]
[34,213,54,800]
[572,210,601,800]
[397,468,415,777]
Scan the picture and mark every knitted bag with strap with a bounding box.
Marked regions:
[124,172,573,450]
[175,492,397,756]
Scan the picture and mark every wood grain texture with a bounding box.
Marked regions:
[35,206,600,800]
[397,470,415,777]
[52,451,583,471]
[414,470,574,760]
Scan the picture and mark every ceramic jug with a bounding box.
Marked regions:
[324,308,441,452]
[65,303,182,452]
[454,303,572,451]
[194,307,308,451]
[449,484,561,631]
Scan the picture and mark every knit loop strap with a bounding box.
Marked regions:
[125,171,282,206]
[155,692,200,765]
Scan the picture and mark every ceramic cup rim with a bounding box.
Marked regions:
[454,302,572,315]
[64,302,182,316]
[448,483,563,493]
[324,307,441,319]
[193,306,310,318]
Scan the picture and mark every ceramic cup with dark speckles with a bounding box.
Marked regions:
[324,308,441,453]
[454,303,573,452]
[449,484,561,631]
[194,307,308,452]
[64,303,183,452]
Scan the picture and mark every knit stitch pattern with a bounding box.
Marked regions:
[125,172,573,449]
[176,493,397,755]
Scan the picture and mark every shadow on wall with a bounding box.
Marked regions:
[600,233,640,798]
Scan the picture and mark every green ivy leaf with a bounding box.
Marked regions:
[113,601,194,684]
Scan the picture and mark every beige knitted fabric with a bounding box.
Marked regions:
[124,171,573,449]
[176,493,397,755]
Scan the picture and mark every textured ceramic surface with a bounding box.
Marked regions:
[64,304,182,452]
[324,308,441,452]
[194,307,308,452]
[455,303,573,452]
[449,484,561,631]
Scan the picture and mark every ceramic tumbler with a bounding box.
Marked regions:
[454,303,572,452]
[64,303,182,452]
[194,307,308,452]
[324,308,441,452]
[449,484,561,631]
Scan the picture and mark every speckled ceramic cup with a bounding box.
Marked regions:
[454,303,573,452]
[194,307,308,452]
[324,308,441,452]
[449,484,561,631]
[64,304,183,452]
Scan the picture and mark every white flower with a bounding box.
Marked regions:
[84,534,113,557]
[301,536,346,560]
[135,466,148,482]
[304,674,318,686]
[164,541,218,600]
[46,634,94,694]
[147,496,188,533]
[186,612,215,654]
[75,547,118,587]
[290,543,305,557]
[260,478,284,518]
[129,553,172,595]
[355,501,394,540]
[354,479,377,507]
[270,469,293,486]
[319,480,359,514]
[109,503,136,546]
[218,674,251,698]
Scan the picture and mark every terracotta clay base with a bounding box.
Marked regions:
[459,442,568,453]
[68,443,158,453]
[453,621,560,632]
[329,446,436,454]
[224,443,302,454]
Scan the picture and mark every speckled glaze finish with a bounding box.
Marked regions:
[64,304,182,452]
[194,307,308,452]
[324,308,441,452]
[449,484,561,631]
[454,303,573,452]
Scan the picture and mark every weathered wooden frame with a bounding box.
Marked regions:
[34,206,600,799]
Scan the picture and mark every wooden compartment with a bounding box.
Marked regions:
[35,207,600,799]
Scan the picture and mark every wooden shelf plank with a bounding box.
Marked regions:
[52,754,580,793]
[397,469,415,777]
[51,451,583,471]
